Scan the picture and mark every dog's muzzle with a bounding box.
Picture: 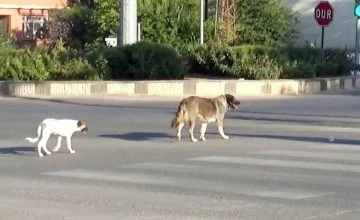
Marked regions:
[230,100,240,109]
[81,127,88,134]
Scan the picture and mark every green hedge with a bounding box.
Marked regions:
[186,42,350,80]
[0,40,187,81]
[0,39,106,81]
[0,38,351,81]
[103,41,188,80]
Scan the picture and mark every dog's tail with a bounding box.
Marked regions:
[171,101,186,128]
[25,123,44,143]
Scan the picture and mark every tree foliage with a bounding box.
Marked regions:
[45,0,298,49]
[235,0,299,46]
[46,5,97,48]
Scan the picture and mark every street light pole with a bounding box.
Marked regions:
[200,0,204,44]
[118,0,138,46]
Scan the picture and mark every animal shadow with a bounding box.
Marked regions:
[99,132,173,142]
[0,146,35,156]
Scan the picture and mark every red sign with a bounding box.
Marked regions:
[314,1,334,26]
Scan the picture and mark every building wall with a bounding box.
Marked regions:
[283,0,356,49]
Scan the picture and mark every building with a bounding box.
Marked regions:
[284,0,356,49]
[0,0,70,45]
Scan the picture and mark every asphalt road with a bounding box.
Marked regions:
[2,93,360,220]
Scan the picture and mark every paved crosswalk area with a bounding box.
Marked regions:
[1,141,360,220]
[2,95,360,219]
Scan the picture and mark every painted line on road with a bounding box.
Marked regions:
[123,162,360,185]
[239,122,360,133]
[0,155,12,160]
[240,112,360,123]
[43,169,333,200]
[305,208,360,219]
[312,144,360,151]
[187,156,360,173]
[254,150,360,161]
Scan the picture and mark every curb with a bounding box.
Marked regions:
[0,75,359,97]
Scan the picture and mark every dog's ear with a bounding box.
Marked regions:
[77,120,82,128]
[225,94,235,104]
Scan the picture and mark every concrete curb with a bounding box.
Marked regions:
[0,75,359,97]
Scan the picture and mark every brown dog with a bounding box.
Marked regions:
[171,94,240,142]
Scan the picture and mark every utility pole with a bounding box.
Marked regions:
[200,0,204,44]
[118,0,138,46]
[216,0,236,44]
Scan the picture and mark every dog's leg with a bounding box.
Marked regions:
[176,123,184,142]
[37,143,44,157]
[38,133,52,156]
[53,136,62,152]
[66,135,76,154]
[188,119,198,142]
[217,121,229,140]
[199,123,208,141]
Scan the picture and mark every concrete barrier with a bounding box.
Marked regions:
[0,75,359,97]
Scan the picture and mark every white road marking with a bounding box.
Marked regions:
[123,162,360,185]
[254,150,360,161]
[44,169,332,200]
[187,156,360,173]
[305,208,360,219]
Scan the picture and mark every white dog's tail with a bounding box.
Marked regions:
[25,123,44,143]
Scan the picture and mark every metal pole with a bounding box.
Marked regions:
[320,26,325,63]
[200,0,204,44]
[137,22,141,42]
[119,0,138,46]
[355,18,359,74]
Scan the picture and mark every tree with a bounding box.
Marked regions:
[89,0,119,42]
[235,0,299,46]
[46,5,98,48]
[45,0,299,49]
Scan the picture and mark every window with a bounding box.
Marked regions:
[22,16,47,40]
[0,16,9,37]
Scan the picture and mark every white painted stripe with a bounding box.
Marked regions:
[254,150,360,161]
[124,162,360,185]
[240,112,360,123]
[0,156,11,160]
[187,156,360,173]
[313,144,360,151]
[305,208,360,219]
[237,122,360,133]
[44,169,332,200]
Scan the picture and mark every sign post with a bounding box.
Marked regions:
[314,1,334,63]
[354,0,360,70]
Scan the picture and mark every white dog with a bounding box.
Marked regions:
[25,118,88,157]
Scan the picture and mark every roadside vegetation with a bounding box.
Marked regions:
[0,0,351,81]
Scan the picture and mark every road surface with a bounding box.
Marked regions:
[1,93,360,220]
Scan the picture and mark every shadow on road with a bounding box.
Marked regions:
[99,132,174,142]
[220,133,360,145]
[0,146,35,155]
[16,96,177,112]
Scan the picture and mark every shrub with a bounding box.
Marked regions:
[104,41,188,80]
[0,40,108,81]
[186,42,350,80]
